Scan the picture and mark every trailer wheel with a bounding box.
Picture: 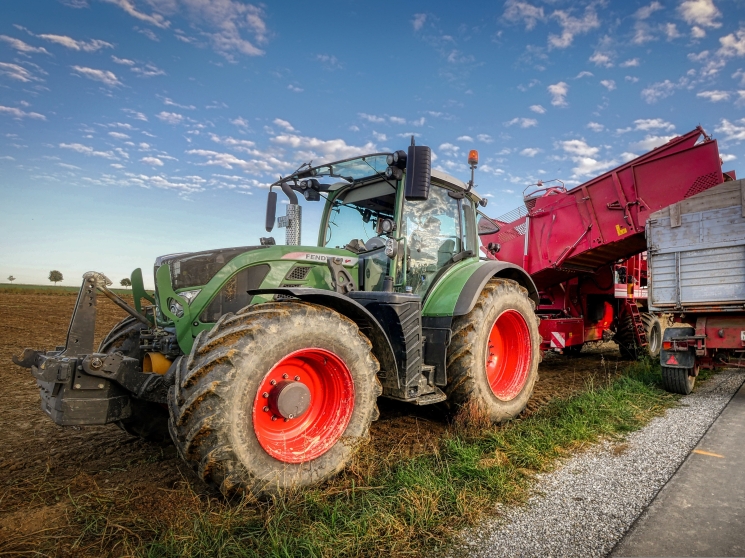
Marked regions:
[99,317,171,443]
[661,366,696,395]
[641,313,662,358]
[445,278,540,423]
[168,301,381,497]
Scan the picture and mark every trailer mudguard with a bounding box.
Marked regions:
[422,259,539,318]
[660,326,696,369]
[246,287,400,391]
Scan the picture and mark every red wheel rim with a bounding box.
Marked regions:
[252,348,355,463]
[485,309,532,401]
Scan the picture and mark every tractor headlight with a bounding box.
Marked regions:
[179,289,201,305]
[169,299,184,318]
[384,238,398,259]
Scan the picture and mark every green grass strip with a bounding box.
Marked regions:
[74,359,678,557]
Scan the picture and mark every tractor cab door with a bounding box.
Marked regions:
[400,184,475,296]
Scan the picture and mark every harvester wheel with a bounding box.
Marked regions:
[168,301,381,497]
[661,365,696,395]
[99,316,171,443]
[445,278,540,423]
[641,313,662,358]
[615,311,662,359]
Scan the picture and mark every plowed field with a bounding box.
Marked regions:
[0,290,635,555]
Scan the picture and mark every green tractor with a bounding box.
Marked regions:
[15,143,540,496]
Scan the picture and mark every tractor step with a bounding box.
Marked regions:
[410,387,447,405]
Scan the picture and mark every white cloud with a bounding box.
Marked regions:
[664,23,681,40]
[287,84,303,92]
[132,63,166,77]
[141,156,164,166]
[630,134,677,151]
[570,157,618,177]
[641,79,682,103]
[0,35,50,54]
[59,142,117,159]
[718,29,745,58]
[123,108,148,121]
[678,0,721,31]
[162,97,195,110]
[439,143,460,154]
[372,131,387,142]
[0,105,45,120]
[273,118,295,132]
[270,134,377,164]
[558,139,598,157]
[635,118,675,131]
[697,90,730,102]
[71,65,121,86]
[0,62,40,83]
[231,116,249,128]
[503,0,545,30]
[529,104,546,114]
[389,116,407,125]
[505,117,538,128]
[520,147,542,157]
[620,58,640,67]
[316,54,342,70]
[457,135,474,142]
[112,56,135,66]
[108,131,130,139]
[101,0,170,29]
[412,13,427,31]
[587,122,605,132]
[359,113,385,123]
[715,118,745,141]
[548,7,600,49]
[635,1,663,20]
[548,81,569,107]
[576,71,594,78]
[590,51,613,67]
[721,153,737,162]
[626,75,640,83]
[600,79,616,91]
[476,134,493,143]
[156,111,183,124]
[691,25,706,38]
[38,34,112,51]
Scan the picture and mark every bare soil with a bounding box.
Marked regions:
[0,291,634,556]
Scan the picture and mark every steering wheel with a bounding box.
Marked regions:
[364,237,386,251]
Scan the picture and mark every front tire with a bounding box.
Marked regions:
[445,278,540,423]
[168,301,381,497]
[642,313,662,358]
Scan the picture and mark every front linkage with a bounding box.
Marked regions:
[13,272,174,426]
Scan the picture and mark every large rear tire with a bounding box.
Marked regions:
[661,366,696,395]
[99,316,171,443]
[168,301,381,497]
[445,278,540,423]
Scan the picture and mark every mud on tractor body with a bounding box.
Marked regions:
[15,143,541,497]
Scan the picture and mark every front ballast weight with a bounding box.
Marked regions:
[13,272,173,426]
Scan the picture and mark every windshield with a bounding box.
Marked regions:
[275,154,391,187]
[323,181,396,249]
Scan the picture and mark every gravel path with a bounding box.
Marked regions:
[455,370,745,558]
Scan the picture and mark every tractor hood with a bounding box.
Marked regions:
[155,245,270,290]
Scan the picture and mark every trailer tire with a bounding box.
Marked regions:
[168,301,381,498]
[99,316,171,443]
[661,366,696,395]
[641,313,662,359]
[445,278,540,423]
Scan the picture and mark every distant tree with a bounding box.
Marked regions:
[7,275,15,284]
[48,270,63,285]
[120,278,132,289]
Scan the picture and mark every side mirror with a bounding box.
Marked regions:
[265,191,277,232]
[404,145,431,201]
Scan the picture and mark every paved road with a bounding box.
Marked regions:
[613,382,745,557]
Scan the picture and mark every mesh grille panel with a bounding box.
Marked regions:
[285,266,311,281]
[684,172,721,198]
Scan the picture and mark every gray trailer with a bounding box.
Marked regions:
[647,178,745,394]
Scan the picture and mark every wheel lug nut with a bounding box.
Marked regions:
[263,406,269,412]
[282,373,288,379]
[288,414,294,419]
[294,376,300,381]
[271,415,278,421]
[262,392,269,398]
[270,379,276,385]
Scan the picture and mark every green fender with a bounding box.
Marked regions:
[422,259,539,318]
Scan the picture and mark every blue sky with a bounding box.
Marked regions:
[1,0,744,288]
